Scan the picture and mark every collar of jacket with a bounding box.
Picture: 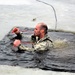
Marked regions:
[37,35,49,43]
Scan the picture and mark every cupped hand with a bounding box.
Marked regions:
[12,27,20,34]
[13,40,21,47]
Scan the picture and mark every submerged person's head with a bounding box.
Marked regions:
[34,22,48,38]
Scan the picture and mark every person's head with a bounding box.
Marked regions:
[34,22,48,38]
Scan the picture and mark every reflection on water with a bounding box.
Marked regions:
[0,27,75,72]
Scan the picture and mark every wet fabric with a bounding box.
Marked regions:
[0,27,75,72]
[18,35,53,51]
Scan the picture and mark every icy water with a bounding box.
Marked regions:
[0,0,75,74]
[0,27,75,73]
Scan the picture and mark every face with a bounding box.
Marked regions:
[34,24,41,37]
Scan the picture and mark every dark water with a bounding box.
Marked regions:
[0,27,75,72]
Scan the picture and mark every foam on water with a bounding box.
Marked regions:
[53,39,69,49]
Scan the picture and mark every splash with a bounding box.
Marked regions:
[53,39,69,49]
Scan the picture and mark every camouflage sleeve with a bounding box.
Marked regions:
[18,44,34,51]
[18,40,53,51]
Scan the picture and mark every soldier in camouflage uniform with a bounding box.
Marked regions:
[13,22,53,52]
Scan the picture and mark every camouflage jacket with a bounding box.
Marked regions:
[18,35,53,51]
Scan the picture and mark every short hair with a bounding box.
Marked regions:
[39,23,48,34]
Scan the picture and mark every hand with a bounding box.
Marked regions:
[31,35,36,43]
[12,27,20,34]
[13,40,21,47]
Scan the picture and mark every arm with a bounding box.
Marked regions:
[12,27,22,40]
[18,41,53,51]
[14,33,22,40]
[18,44,34,51]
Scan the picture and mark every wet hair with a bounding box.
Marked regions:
[39,23,48,34]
